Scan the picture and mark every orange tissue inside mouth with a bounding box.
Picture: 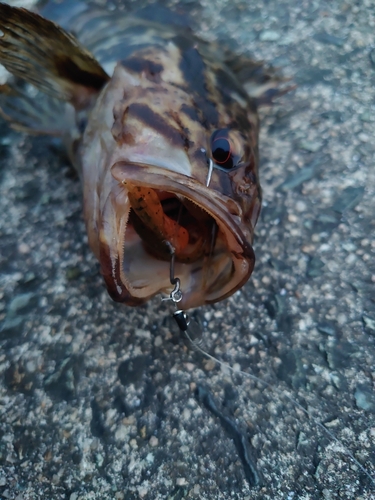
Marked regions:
[126,184,189,256]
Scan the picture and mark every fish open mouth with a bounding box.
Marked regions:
[127,188,215,264]
[104,162,255,309]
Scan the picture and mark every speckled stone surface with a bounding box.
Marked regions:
[0,0,374,499]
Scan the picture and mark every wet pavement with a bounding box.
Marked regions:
[0,0,374,499]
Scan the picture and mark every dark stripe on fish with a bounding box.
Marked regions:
[179,47,219,127]
[191,95,218,128]
[180,103,201,122]
[128,103,187,147]
[179,47,207,97]
[121,57,164,81]
[172,34,197,52]
[215,68,250,104]
[54,55,108,90]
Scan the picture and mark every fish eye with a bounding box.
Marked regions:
[210,129,234,170]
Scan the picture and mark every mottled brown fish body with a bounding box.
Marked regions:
[79,41,260,308]
[0,2,289,309]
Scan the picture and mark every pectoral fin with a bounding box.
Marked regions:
[0,3,109,109]
[0,82,74,135]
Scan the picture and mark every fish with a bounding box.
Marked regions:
[0,0,292,310]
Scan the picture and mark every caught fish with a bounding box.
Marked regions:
[0,1,291,309]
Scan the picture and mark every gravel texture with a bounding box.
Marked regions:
[0,0,374,499]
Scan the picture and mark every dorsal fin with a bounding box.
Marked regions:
[223,52,295,105]
[0,3,109,109]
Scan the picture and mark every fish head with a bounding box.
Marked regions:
[81,57,261,310]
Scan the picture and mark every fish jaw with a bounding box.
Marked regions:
[96,162,255,310]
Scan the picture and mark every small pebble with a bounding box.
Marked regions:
[299,140,322,152]
[355,385,375,411]
[115,425,128,441]
[18,243,30,254]
[138,487,148,498]
[130,439,138,449]
[149,436,159,447]
[358,133,369,143]
[176,477,188,486]
[154,335,162,347]
[295,201,307,212]
[204,359,216,371]
[259,30,280,41]
[182,408,191,420]
[363,315,375,332]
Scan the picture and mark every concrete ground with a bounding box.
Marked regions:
[0,0,374,498]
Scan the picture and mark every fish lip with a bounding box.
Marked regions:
[111,160,254,255]
[110,160,256,308]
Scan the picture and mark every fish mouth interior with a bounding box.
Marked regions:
[128,190,215,263]
[110,161,254,308]
[120,187,239,305]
